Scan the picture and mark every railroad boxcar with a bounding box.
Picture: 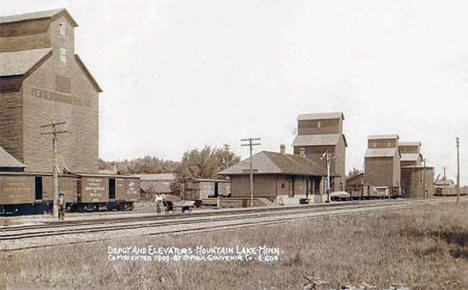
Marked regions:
[74,174,140,212]
[0,172,140,215]
[0,173,38,214]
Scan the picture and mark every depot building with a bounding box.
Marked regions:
[0,9,101,173]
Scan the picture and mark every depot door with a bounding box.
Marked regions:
[109,179,116,200]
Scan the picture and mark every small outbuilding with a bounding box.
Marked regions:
[434,176,456,196]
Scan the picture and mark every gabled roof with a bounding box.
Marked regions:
[368,134,399,140]
[220,151,327,176]
[297,112,344,121]
[293,134,342,147]
[365,148,398,158]
[74,54,103,92]
[0,48,52,77]
[0,8,78,27]
[401,153,421,162]
[0,146,25,168]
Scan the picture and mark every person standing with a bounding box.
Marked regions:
[58,193,65,221]
[155,193,163,214]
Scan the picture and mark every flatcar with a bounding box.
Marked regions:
[0,172,140,215]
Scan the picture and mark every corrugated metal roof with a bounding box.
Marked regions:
[365,148,398,158]
[0,48,52,77]
[368,134,399,140]
[0,146,25,168]
[292,134,340,146]
[401,153,420,162]
[220,151,327,176]
[399,141,421,147]
[0,8,78,27]
[297,112,344,121]
[133,173,176,181]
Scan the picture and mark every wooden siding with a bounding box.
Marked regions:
[298,119,341,135]
[20,16,99,173]
[368,139,398,149]
[0,91,23,162]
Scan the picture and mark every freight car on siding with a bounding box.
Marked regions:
[0,172,140,215]
[75,174,140,212]
[182,178,231,205]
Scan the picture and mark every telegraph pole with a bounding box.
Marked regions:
[241,138,260,207]
[443,166,446,196]
[456,137,460,204]
[219,144,231,209]
[41,122,68,217]
[321,151,335,203]
[423,158,426,199]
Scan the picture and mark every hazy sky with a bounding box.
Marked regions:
[2,1,467,182]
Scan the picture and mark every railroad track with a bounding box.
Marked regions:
[0,202,411,240]
[0,198,450,252]
[0,200,361,231]
[0,198,435,232]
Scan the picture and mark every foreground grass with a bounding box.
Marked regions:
[1,201,468,289]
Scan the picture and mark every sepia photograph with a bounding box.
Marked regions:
[0,1,467,289]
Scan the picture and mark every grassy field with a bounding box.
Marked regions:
[1,201,468,290]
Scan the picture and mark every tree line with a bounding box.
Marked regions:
[99,145,241,193]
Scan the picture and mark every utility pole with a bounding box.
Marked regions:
[41,122,68,217]
[423,158,426,199]
[241,138,260,207]
[456,137,460,204]
[443,166,446,196]
[219,144,231,209]
[321,151,335,203]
